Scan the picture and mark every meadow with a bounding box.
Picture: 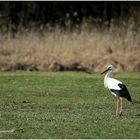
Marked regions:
[0,71,139,139]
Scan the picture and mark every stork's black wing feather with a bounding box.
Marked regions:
[110,83,132,101]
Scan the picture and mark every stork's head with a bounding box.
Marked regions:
[101,64,114,75]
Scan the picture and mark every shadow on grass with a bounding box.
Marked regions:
[135,113,140,117]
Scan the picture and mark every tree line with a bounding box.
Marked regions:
[0,1,139,36]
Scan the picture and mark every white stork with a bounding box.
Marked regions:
[101,64,133,116]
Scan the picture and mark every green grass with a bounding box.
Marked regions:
[0,72,139,139]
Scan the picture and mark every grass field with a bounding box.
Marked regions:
[0,72,139,139]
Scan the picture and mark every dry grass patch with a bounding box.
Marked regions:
[0,26,140,72]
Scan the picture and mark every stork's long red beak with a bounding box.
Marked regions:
[101,68,109,75]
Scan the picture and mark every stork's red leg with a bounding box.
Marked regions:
[116,97,119,116]
[119,97,123,116]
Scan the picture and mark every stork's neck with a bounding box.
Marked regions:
[104,70,112,88]
[105,70,112,78]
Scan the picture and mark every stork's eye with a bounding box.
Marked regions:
[108,67,112,70]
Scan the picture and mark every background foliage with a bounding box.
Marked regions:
[0,2,140,72]
[0,1,140,36]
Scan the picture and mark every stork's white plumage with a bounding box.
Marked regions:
[101,65,132,116]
